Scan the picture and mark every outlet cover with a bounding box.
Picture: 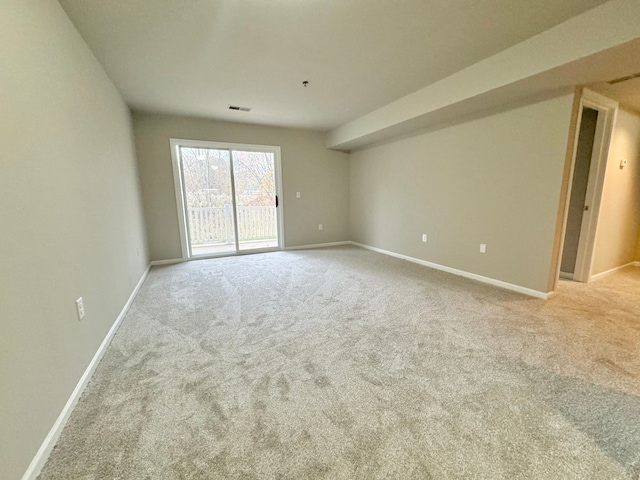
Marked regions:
[422,234,427,242]
[76,297,85,320]
[318,224,323,231]
[480,243,487,254]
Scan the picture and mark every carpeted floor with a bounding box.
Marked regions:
[39,246,640,479]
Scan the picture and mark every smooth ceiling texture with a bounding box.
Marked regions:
[58,0,608,130]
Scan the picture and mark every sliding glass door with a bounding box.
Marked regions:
[171,140,282,258]
[232,150,278,252]
[179,147,236,256]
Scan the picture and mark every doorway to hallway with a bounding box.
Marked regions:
[556,89,618,285]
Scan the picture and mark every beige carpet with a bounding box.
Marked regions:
[39,246,640,479]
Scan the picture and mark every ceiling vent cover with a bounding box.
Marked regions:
[228,105,251,112]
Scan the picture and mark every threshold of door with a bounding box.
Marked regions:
[190,246,281,261]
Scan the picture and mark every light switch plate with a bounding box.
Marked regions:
[76,297,85,320]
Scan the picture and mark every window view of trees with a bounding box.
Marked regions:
[181,148,276,208]
[179,147,277,250]
[181,148,232,208]
[232,150,276,207]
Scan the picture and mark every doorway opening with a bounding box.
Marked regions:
[555,89,618,285]
[560,106,599,279]
[170,139,284,259]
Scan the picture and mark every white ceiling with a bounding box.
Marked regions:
[58,0,609,131]
[589,77,640,113]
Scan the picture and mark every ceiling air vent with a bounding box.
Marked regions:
[607,72,640,85]
[228,105,251,112]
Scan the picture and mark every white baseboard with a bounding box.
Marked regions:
[22,264,151,480]
[285,241,351,251]
[350,242,549,299]
[590,261,637,281]
[150,258,184,266]
[559,271,574,280]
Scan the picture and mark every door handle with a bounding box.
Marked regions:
[275,195,278,208]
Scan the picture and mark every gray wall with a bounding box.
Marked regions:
[349,95,575,293]
[592,108,640,275]
[132,113,350,261]
[0,1,148,478]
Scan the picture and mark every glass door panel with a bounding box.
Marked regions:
[231,150,279,251]
[179,147,236,257]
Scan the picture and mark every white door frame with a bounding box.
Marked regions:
[558,89,618,283]
[169,138,285,260]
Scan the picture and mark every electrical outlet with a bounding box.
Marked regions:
[480,243,487,254]
[76,297,85,320]
[318,224,323,231]
[422,234,428,243]
[296,191,301,198]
